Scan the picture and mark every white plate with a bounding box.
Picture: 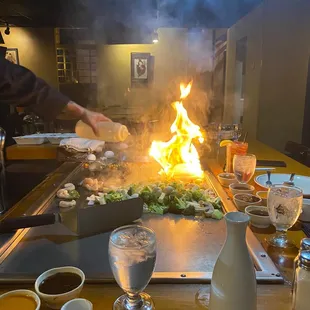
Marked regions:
[255,173,310,195]
[13,134,47,145]
[46,133,77,144]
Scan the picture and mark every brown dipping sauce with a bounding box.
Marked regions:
[39,272,82,295]
[233,186,250,190]
[249,209,268,217]
[237,194,260,203]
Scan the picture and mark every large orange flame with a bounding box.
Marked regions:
[149,82,204,178]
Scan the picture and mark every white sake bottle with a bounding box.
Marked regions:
[209,212,257,310]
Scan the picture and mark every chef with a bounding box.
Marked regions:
[0,46,110,137]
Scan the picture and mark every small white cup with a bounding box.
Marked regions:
[61,298,93,310]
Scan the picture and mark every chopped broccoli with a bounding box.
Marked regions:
[191,190,203,202]
[212,209,224,220]
[68,190,80,199]
[105,191,123,202]
[182,191,193,201]
[139,190,157,204]
[148,204,169,215]
[175,197,186,210]
[211,197,223,209]
[103,180,223,219]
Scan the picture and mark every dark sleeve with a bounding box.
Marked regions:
[0,58,70,121]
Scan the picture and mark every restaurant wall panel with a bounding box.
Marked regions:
[97,28,212,122]
[0,27,58,88]
[257,0,310,152]
[224,0,310,152]
[97,28,188,120]
[223,5,263,140]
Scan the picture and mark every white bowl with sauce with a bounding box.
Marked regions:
[233,193,262,212]
[217,173,236,187]
[229,183,255,196]
[35,266,85,309]
[245,205,271,228]
[0,289,40,310]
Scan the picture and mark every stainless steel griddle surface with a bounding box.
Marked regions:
[0,208,226,280]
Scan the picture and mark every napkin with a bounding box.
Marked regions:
[59,138,105,153]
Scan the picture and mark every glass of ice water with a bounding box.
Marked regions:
[267,185,303,248]
[109,225,156,310]
[233,154,256,183]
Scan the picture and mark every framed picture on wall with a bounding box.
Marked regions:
[131,53,153,87]
[5,48,19,65]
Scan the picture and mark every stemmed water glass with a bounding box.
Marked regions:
[267,185,303,248]
[233,154,256,184]
[109,225,157,310]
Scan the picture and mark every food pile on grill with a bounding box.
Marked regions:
[84,179,223,220]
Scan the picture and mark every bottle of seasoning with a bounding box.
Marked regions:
[292,238,310,291]
[75,120,129,142]
[292,250,310,310]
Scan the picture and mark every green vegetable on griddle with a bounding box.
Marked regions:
[68,190,80,199]
[211,209,224,220]
[88,179,223,219]
[105,191,124,202]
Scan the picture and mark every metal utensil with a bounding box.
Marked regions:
[266,171,272,187]
[0,198,144,235]
[283,173,295,187]
[0,127,8,214]
[0,127,5,152]
[255,167,276,171]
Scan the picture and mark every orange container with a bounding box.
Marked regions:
[226,141,248,173]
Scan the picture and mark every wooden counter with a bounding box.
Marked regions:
[0,283,292,310]
[1,140,310,309]
[6,144,58,160]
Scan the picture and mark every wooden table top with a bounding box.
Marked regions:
[0,283,293,310]
[1,140,310,309]
[5,144,58,160]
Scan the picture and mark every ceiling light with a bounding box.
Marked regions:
[152,31,159,44]
[0,32,4,44]
[4,23,10,35]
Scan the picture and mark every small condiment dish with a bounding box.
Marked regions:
[245,205,271,228]
[256,191,268,206]
[229,183,255,196]
[0,289,41,310]
[35,266,85,309]
[233,193,262,212]
[217,173,236,187]
[61,298,93,310]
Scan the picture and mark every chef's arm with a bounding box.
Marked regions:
[0,58,110,134]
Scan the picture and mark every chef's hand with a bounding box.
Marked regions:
[81,108,111,136]
[65,101,111,136]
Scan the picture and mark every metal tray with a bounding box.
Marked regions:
[0,163,283,284]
